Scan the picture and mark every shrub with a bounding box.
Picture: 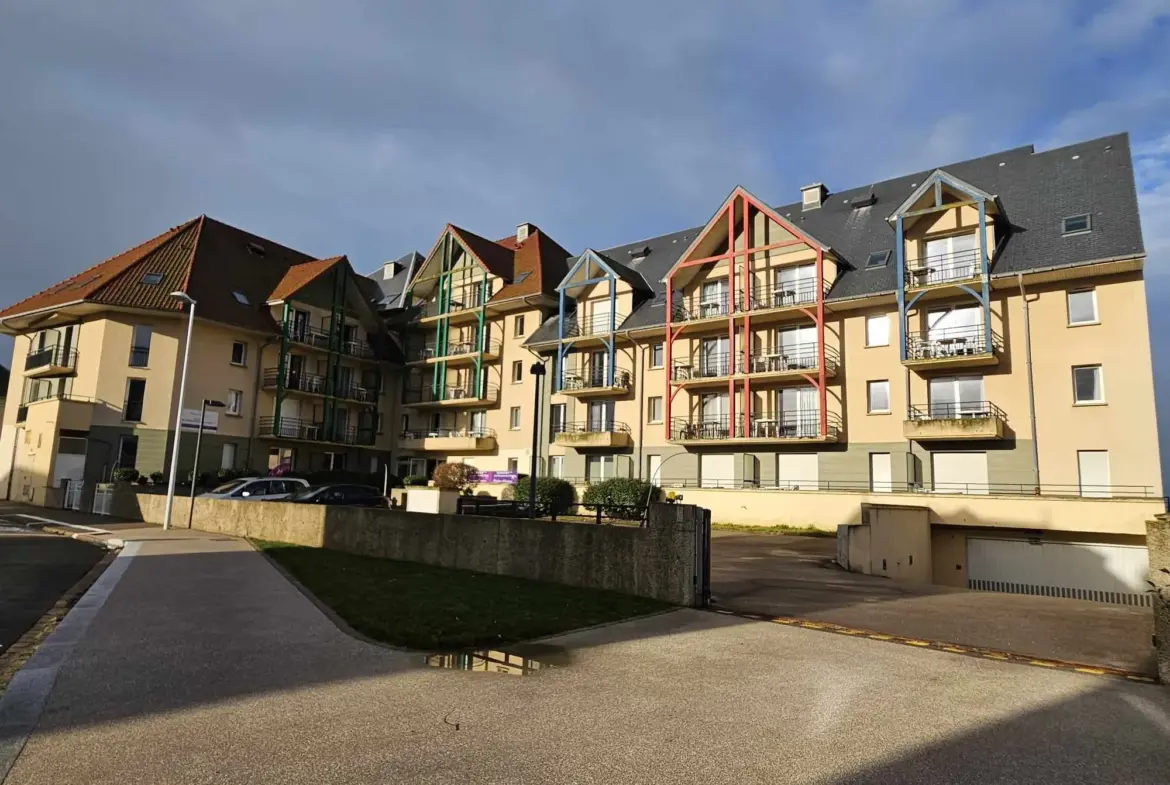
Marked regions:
[404,475,429,487]
[136,474,150,486]
[114,467,139,483]
[512,476,575,516]
[216,467,241,482]
[432,462,478,491]
[149,471,165,485]
[582,477,657,519]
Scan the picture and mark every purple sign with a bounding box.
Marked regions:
[475,471,519,484]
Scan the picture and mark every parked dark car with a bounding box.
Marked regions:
[281,484,388,508]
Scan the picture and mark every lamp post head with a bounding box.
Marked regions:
[170,291,196,306]
[203,399,226,408]
[529,361,546,376]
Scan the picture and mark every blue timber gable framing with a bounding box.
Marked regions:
[556,249,619,391]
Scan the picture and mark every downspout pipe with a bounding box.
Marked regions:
[247,338,279,471]
[1018,274,1040,492]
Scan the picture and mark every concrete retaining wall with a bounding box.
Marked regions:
[121,492,705,606]
[1148,516,1170,685]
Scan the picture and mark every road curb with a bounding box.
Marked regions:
[710,607,1159,684]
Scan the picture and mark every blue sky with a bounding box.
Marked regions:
[1,0,1168,473]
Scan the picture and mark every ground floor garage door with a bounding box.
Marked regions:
[966,537,1151,607]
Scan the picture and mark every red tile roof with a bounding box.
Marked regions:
[267,257,344,303]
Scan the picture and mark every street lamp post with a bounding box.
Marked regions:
[187,398,226,529]
[163,291,197,531]
[528,361,546,518]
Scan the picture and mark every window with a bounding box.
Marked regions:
[650,343,664,368]
[117,435,139,469]
[586,455,616,482]
[867,380,890,414]
[1067,289,1098,325]
[549,403,566,434]
[221,443,237,471]
[141,272,164,285]
[512,360,523,383]
[776,454,817,490]
[231,341,247,366]
[514,315,525,337]
[647,396,663,423]
[865,250,890,268]
[226,389,243,416]
[865,314,889,347]
[929,375,984,417]
[510,407,521,430]
[123,379,146,422]
[1077,450,1111,498]
[931,452,989,495]
[507,458,519,473]
[129,325,151,367]
[1062,214,1092,235]
[400,414,409,433]
[1073,365,1104,404]
[232,291,250,305]
[549,455,564,479]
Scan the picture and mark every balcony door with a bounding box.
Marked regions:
[699,393,728,438]
[776,325,817,370]
[291,309,309,341]
[588,400,614,432]
[590,298,611,336]
[700,279,727,318]
[923,233,978,281]
[927,306,982,353]
[928,375,984,418]
[777,386,818,437]
[589,349,609,387]
[699,336,728,377]
[774,264,815,305]
[470,410,487,437]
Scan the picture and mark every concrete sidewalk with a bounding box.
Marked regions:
[3,520,1170,783]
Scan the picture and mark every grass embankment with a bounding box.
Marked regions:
[712,523,836,536]
[254,540,669,650]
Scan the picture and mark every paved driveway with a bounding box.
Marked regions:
[4,525,1170,784]
[711,532,1156,674]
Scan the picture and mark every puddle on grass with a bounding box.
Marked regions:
[423,643,571,676]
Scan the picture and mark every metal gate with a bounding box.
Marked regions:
[92,483,114,516]
[693,507,711,608]
[63,480,84,511]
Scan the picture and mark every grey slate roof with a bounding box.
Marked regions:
[526,132,1141,346]
[370,251,422,309]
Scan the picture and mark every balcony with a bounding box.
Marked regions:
[283,322,376,361]
[399,427,497,452]
[669,412,842,445]
[904,325,1001,370]
[405,338,501,366]
[15,390,96,429]
[904,248,982,290]
[257,416,377,447]
[558,365,632,397]
[403,381,500,409]
[671,352,742,386]
[561,312,626,345]
[25,346,78,378]
[903,401,1006,441]
[670,278,826,329]
[553,420,632,449]
[416,288,489,323]
[261,369,378,404]
[744,343,840,381]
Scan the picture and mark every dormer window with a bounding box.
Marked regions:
[1062,214,1092,236]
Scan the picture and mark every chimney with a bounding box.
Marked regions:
[381,260,403,280]
[801,183,828,211]
[516,223,535,242]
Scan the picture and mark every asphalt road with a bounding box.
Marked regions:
[5,527,1170,784]
[0,523,103,655]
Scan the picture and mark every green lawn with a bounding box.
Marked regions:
[712,523,836,536]
[254,541,670,650]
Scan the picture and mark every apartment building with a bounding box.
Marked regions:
[388,222,571,479]
[0,216,399,507]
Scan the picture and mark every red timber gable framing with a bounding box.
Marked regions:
[663,187,834,441]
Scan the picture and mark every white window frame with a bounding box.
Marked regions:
[1067,289,1098,326]
[650,343,664,368]
[549,455,564,479]
[647,396,663,423]
[509,406,522,430]
[514,314,525,337]
[865,314,889,347]
[1072,365,1104,405]
[231,341,247,366]
[866,380,890,414]
[226,389,243,416]
[511,360,523,384]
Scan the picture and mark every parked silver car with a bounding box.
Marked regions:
[198,477,309,501]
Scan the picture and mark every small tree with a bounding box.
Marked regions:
[512,477,575,516]
[404,475,429,487]
[582,477,657,519]
[432,462,479,491]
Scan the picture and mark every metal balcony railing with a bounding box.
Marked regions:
[670,412,842,441]
[400,427,496,440]
[908,400,1006,422]
[905,325,1002,360]
[128,347,150,368]
[417,287,489,318]
[402,381,500,405]
[553,420,632,435]
[261,369,378,404]
[408,338,501,361]
[25,345,77,373]
[563,312,627,338]
[672,351,742,381]
[904,247,982,287]
[671,278,825,322]
[283,322,375,359]
[746,278,823,311]
[560,365,632,392]
[258,416,377,446]
[744,343,841,375]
